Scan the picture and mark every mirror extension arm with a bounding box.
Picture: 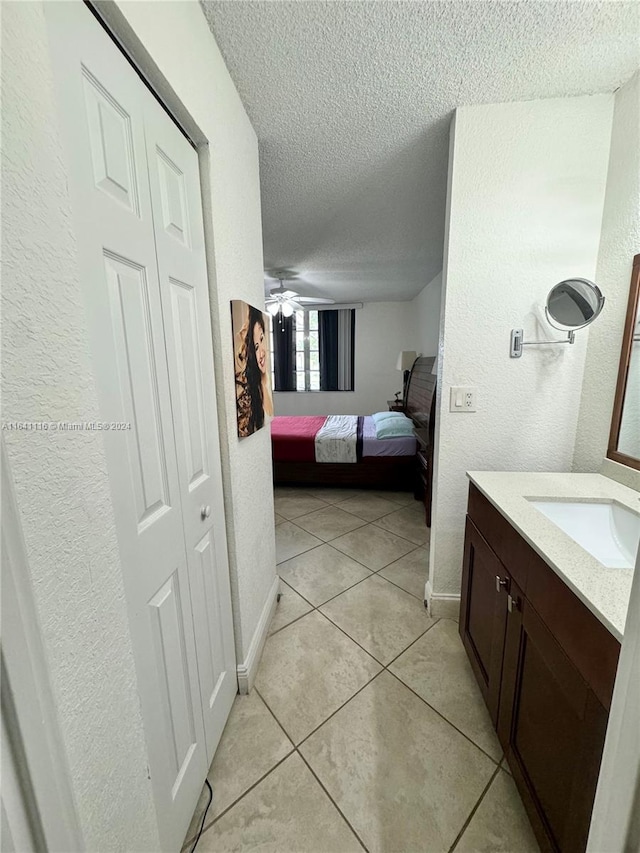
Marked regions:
[510,328,575,358]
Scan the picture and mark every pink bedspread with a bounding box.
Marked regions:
[271,416,327,462]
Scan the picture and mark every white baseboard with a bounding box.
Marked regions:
[425,580,460,621]
[237,574,280,694]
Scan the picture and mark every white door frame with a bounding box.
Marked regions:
[1,441,84,852]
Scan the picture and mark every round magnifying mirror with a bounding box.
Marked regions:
[545,278,605,330]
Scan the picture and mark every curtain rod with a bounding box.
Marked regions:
[311,303,363,311]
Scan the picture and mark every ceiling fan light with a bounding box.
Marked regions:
[281,302,294,317]
[267,302,280,316]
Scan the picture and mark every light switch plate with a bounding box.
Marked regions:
[449,386,476,412]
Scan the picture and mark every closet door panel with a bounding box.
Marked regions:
[189,531,228,710]
[169,277,208,492]
[144,98,237,763]
[45,6,208,850]
[103,253,171,527]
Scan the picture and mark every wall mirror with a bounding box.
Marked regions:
[608,255,640,470]
[511,278,605,358]
[546,279,605,330]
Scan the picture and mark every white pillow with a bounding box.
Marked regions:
[371,411,411,427]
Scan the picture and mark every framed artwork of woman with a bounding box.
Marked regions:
[231,300,274,438]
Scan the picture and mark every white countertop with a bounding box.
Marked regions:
[467,471,640,641]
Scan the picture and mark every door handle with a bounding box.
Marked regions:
[200,505,211,520]
[495,575,509,594]
[507,594,520,614]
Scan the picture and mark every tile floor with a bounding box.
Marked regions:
[183,486,540,853]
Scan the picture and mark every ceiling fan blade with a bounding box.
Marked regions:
[294,297,336,304]
[281,290,298,298]
[284,299,301,311]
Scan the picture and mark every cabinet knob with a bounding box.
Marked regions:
[200,505,211,520]
[495,575,509,593]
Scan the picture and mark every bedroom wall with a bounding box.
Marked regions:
[429,94,613,613]
[273,300,419,416]
[412,271,443,358]
[573,71,640,473]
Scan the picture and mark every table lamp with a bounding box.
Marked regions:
[396,351,417,403]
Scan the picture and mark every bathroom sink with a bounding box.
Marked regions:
[528,499,640,569]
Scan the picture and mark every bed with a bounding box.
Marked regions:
[271,356,436,492]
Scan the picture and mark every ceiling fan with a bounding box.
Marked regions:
[265,277,335,317]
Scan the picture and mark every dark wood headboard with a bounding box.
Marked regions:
[405,356,437,432]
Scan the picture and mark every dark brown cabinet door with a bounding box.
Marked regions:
[498,591,609,853]
[459,518,510,724]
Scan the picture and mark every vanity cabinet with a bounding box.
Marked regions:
[460,484,621,853]
[459,518,509,723]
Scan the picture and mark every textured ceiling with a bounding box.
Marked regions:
[201,1,639,302]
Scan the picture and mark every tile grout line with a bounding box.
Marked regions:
[297,751,370,853]
[282,545,430,614]
[256,678,374,852]
[370,569,428,602]
[447,763,502,853]
[269,561,428,640]
[272,573,374,632]
[296,606,500,767]
[384,668,503,768]
[181,749,295,847]
[294,670,385,750]
[276,490,415,521]
[188,491,455,847]
[275,540,429,621]
[383,617,441,667]
[190,622,491,843]
[278,519,426,575]
[268,604,499,769]
[315,608,428,671]
[273,556,497,768]
[282,505,426,549]
[187,648,498,853]
[258,623,385,749]
[270,576,430,671]
[253,685,297,746]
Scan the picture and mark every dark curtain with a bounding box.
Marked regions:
[319,310,339,391]
[273,315,295,391]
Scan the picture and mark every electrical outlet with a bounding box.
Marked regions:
[449,386,476,412]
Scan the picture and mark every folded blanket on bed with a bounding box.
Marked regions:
[315,415,359,463]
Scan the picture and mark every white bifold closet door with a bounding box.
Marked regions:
[45,4,236,851]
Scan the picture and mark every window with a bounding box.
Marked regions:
[271,308,355,392]
[295,310,320,391]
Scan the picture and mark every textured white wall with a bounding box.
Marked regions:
[412,272,442,358]
[573,71,640,472]
[430,95,613,599]
[1,3,160,849]
[113,0,277,664]
[273,301,418,415]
